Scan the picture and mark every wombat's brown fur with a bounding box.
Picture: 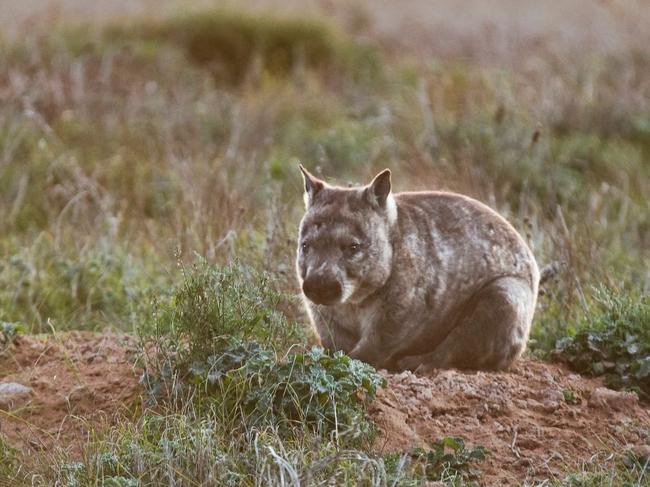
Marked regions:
[296,166,540,372]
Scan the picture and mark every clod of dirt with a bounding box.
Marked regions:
[0,382,33,410]
[588,386,639,411]
[371,360,650,486]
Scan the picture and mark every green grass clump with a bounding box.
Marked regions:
[48,421,488,486]
[185,339,384,441]
[107,9,380,86]
[0,321,24,352]
[553,450,649,487]
[0,435,27,483]
[144,257,304,361]
[555,286,650,399]
[0,238,163,333]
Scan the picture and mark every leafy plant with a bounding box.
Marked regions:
[555,286,650,399]
[187,338,385,441]
[411,437,488,482]
[0,321,24,352]
[140,259,383,442]
[143,257,303,363]
[562,389,581,405]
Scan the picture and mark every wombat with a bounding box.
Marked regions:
[296,166,539,372]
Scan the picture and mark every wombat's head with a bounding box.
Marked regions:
[296,166,396,306]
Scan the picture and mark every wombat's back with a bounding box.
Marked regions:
[393,191,539,297]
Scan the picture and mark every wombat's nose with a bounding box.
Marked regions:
[302,275,342,305]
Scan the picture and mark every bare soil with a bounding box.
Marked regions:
[371,361,650,485]
[0,332,141,457]
[1,333,649,485]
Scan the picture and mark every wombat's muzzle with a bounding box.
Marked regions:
[302,275,342,305]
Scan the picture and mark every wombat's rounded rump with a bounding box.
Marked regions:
[296,166,539,372]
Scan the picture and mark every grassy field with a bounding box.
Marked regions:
[1,1,649,484]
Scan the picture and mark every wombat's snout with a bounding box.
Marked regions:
[302,274,342,305]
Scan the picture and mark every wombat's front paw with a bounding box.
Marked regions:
[395,355,421,371]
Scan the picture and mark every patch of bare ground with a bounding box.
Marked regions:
[0,332,141,458]
[371,361,650,485]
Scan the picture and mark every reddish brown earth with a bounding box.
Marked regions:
[1,333,649,485]
[371,362,650,485]
[0,332,141,457]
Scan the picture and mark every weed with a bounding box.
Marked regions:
[0,321,24,352]
[141,257,304,362]
[555,286,650,399]
[562,389,581,405]
[140,259,383,443]
[0,435,27,483]
[0,238,162,333]
[554,449,650,486]
[411,437,489,483]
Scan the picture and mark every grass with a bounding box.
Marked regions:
[552,449,650,486]
[0,3,649,485]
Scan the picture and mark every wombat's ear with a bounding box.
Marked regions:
[299,164,324,208]
[366,169,391,207]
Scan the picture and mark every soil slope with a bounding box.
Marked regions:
[371,362,650,485]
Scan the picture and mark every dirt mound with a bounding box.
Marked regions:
[2,333,649,484]
[0,332,141,457]
[371,361,650,485]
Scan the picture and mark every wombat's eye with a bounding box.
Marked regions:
[345,243,361,256]
[301,242,309,252]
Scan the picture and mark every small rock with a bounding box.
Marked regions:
[542,388,564,403]
[588,387,638,411]
[0,382,33,410]
[526,398,560,413]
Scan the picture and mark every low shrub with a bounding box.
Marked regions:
[140,259,383,443]
[555,286,650,399]
[107,9,381,86]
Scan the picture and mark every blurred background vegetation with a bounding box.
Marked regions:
[1,0,648,342]
[1,1,649,483]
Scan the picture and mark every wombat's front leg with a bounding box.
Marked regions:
[312,314,359,355]
[349,335,396,370]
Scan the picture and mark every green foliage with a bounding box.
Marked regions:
[0,239,161,333]
[0,321,24,352]
[562,389,581,405]
[411,437,489,483]
[140,259,383,443]
[554,451,650,487]
[555,286,650,399]
[186,339,384,441]
[145,257,303,363]
[108,9,381,86]
[0,435,27,483]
